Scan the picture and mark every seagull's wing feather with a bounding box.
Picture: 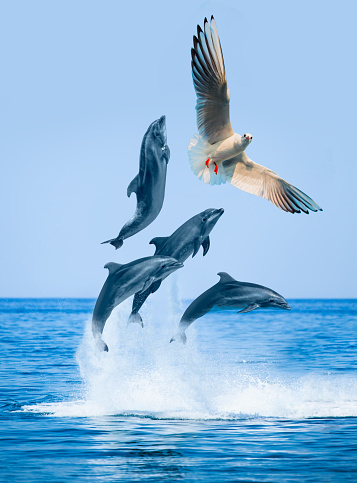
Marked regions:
[222,152,322,214]
[191,16,234,144]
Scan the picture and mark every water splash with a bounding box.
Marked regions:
[24,282,357,420]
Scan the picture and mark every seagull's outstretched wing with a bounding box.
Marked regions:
[222,152,323,214]
[191,16,234,145]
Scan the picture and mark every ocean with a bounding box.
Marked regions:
[1,286,356,482]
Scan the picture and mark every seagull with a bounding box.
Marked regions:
[188,16,322,214]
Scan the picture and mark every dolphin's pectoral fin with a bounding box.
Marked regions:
[217,272,237,284]
[104,262,123,274]
[202,236,210,256]
[150,280,162,295]
[140,277,155,293]
[149,237,169,254]
[192,238,202,258]
[237,303,260,314]
[127,175,139,197]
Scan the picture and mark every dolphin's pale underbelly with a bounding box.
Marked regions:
[210,302,283,313]
[210,303,246,313]
[122,182,165,236]
[137,178,166,218]
[164,242,194,262]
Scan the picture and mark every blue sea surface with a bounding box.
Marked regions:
[0,293,357,482]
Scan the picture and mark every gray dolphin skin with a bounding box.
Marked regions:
[170,272,290,344]
[92,256,183,351]
[102,115,170,249]
[128,208,224,327]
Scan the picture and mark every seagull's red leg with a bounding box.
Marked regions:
[205,158,210,168]
[214,162,218,175]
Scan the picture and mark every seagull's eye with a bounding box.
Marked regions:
[243,134,246,138]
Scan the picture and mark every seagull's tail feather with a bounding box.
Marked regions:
[188,134,227,186]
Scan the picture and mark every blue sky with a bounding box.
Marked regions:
[1,0,356,298]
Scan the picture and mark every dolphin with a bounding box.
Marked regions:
[170,272,290,344]
[92,256,183,351]
[128,208,224,327]
[102,115,170,249]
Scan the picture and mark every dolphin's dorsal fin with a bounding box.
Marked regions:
[217,272,237,283]
[104,262,123,274]
[202,236,210,256]
[127,175,139,197]
[149,237,168,254]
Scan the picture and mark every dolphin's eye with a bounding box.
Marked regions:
[203,218,207,222]
[162,265,166,269]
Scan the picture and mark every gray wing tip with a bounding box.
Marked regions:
[193,36,199,50]
[312,203,323,212]
[280,183,323,215]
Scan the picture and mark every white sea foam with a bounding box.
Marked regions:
[24,279,357,420]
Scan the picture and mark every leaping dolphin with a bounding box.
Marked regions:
[128,208,224,326]
[92,256,183,351]
[102,115,170,249]
[170,272,290,344]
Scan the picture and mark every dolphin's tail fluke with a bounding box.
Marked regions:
[170,330,187,344]
[127,311,144,328]
[95,338,109,352]
[101,237,124,250]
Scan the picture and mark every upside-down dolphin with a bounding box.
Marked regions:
[128,208,224,326]
[102,116,170,249]
[170,272,290,344]
[188,16,322,214]
[92,256,183,351]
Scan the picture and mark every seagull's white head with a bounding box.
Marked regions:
[243,133,253,144]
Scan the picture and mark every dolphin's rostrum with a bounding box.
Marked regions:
[171,272,290,344]
[128,208,224,327]
[102,115,170,249]
[92,256,183,351]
